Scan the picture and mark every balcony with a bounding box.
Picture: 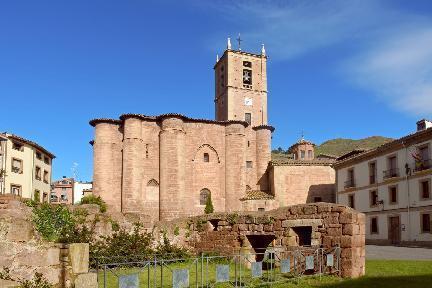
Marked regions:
[413,159,432,172]
[383,168,399,179]
[344,179,355,189]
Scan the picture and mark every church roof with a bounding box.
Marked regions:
[287,138,315,152]
[240,190,274,201]
[270,159,335,166]
[90,113,275,131]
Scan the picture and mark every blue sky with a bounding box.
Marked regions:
[1,0,432,181]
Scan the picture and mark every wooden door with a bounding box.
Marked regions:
[388,216,401,245]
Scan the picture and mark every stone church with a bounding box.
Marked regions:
[90,40,335,222]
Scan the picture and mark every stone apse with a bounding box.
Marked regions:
[158,203,366,278]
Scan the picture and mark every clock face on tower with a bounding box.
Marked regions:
[244,97,253,106]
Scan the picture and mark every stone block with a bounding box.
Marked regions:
[339,212,356,224]
[15,246,60,267]
[303,205,317,215]
[317,205,332,213]
[343,224,359,236]
[6,219,33,242]
[0,279,20,288]
[331,206,346,212]
[75,273,98,288]
[341,235,353,248]
[69,243,90,274]
[322,236,332,247]
[327,227,342,237]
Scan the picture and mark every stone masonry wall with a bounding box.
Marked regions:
[0,197,144,287]
[157,203,365,278]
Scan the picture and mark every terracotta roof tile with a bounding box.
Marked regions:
[240,190,274,200]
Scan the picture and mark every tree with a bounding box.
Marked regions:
[204,192,214,214]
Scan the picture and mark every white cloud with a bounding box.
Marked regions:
[345,26,432,115]
[201,0,432,116]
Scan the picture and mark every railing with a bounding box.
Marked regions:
[93,246,341,288]
[344,179,355,189]
[413,159,432,172]
[383,168,399,179]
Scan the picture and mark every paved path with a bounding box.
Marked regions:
[366,245,432,260]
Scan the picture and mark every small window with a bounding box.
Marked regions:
[203,153,209,162]
[12,142,23,151]
[300,150,305,160]
[348,194,355,208]
[42,192,48,203]
[246,161,253,168]
[247,141,250,147]
[61,180,68,184]
[258,207,265,212]
[35,166,41,180]
[313,196,322,203]
[242,69,252,85]
[292,226,312,246]
[389,186,398,204]
[44,156,50,165]
[50,192,58,203]
[43,170,49,184]
[36,151,42,160]
[60,192,68,201]
[245,113,251,125]
[243,61,252,67]
[145,144,149,159]
[11,158,23,174]
[369,161,377,184]
[10,184,21,196]
[200,189,210,205]
[420,180,430,199]
[421,213,431,233]
[370,190,378,207]
[370,217,379,234]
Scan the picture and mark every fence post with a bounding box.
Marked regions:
[103,264,106,288]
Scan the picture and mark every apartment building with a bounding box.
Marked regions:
[51,177,74,204]
[0,133,55,202]
[335,119,432,247]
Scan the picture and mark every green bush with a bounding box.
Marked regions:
[204,193,214,214]
[19,273,53,288]
[80,195,107,213]
[33,190,40,203]
[32,203,76,242]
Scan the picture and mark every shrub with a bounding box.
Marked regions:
[33,190,40,203]
[91,223,154,263]
[19,273,53,288]
[80,195,107,213]
[204,193,214,214]
[32,203,76,242]
[156,233,190,259]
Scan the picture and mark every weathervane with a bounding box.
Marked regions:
[236,33,242,51]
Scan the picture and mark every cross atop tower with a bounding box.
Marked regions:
[236,33,242,51]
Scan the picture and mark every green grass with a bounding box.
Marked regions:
[98,260,432,287]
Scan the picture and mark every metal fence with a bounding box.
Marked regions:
[94,246,341,287]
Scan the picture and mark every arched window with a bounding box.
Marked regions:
[203,153,209,162]
[200,188,210,205]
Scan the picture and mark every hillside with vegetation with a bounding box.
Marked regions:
[272,136,394,160]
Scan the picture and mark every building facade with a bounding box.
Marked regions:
[73,181,92,204]
[90,42,336,222]
[335,119,432,246]
[0,133,54,202]
[51,177,74,204]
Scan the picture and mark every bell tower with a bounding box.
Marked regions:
[214,38,268,126]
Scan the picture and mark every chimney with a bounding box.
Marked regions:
[417,119,432,131]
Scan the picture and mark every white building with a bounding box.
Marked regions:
[0,133,55,202]
[334,119,432,247]
[73,181,92,204]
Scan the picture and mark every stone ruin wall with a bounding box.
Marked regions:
[156,202,366,278]
[0,197,151,287]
